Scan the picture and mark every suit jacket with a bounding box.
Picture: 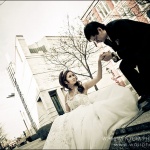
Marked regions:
[104,19,150,61]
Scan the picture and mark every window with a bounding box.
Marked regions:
[89,12,98,21]
[102,1,111,13]
[49,90,64,115]
[112,0,119,5]
[117,2,134,19]
[96,5,105,18]
[29,45,47,53]
[96,1,111,20]
[7,63,16,86]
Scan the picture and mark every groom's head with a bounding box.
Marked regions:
[84,21,107,44]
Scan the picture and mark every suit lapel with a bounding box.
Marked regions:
[104,38,119,52]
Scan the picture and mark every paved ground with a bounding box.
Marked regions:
[14,138,45,149]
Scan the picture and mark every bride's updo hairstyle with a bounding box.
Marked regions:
[59,70,85,93]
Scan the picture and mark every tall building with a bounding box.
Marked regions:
[14,35,68,132]
[7,62,32,136]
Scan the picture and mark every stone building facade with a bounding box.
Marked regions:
[14,35,67,132]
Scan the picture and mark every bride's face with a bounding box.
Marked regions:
[65,71,77,86]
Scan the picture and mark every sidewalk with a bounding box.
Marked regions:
[14,138,45,149]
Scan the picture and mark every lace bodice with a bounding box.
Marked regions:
[66,94,91,111]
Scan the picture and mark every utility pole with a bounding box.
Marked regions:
[20,111,31,136]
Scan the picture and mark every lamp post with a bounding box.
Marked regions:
[19,111,31,136]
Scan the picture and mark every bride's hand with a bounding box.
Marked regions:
[99,54,104,61]
[100,51,112,61]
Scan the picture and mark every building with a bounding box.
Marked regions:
[7,62,32,136]
[13,35,68,132]
[81,0,149,25]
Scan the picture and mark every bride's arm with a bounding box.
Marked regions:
[83,54,102,90]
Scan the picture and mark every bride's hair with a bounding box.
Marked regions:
[59,70,85,93]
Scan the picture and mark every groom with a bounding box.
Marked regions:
[84,19,150,112]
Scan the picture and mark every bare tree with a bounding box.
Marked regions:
[136,0,150,5]
[44,16,107,91]
[0,124,7,146]
[110,0,150,19]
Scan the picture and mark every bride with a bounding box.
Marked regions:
[43,54,138,149]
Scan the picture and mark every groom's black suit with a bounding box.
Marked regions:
[104,19,150,97]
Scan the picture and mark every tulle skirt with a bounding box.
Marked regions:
[43,85,138,149]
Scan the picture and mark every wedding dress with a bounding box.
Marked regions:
[43,84,138,149]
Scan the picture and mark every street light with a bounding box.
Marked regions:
[6,93,15,98]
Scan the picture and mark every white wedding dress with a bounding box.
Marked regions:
[43,84,138,149]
